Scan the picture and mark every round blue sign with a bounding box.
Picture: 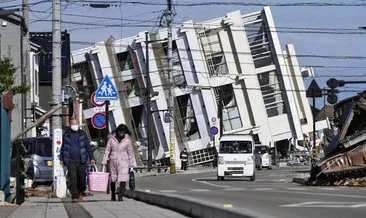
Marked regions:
[210,126,219,136]
[92,112,107,129]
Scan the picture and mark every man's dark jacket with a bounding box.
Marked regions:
[60,130,94,166]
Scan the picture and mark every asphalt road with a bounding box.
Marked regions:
[136,167,366,218]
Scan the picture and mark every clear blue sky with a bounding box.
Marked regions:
[2,0,366,108]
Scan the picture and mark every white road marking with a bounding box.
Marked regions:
[224,188,247,191]
[192,178,233,188]
[252,188,275,191]
[159,190,178,193]
[286,187,308,191]
[190,189,211,192]
[352,203,366,208]
[267,189,366,200]
[280,201,366,208]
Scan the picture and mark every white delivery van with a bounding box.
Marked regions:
[217,135,255,181]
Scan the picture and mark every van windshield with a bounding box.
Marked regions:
[219,141,252,154]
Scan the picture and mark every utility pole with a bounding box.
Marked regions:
[22,0,30,136]
[145,32,153,171]
[51,0,64,196]
[166,0,176,174]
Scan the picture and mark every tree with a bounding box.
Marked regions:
[0,57,30,95]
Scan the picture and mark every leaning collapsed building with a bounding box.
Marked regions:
[71,7,324,168]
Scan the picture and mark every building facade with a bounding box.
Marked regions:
[0,11,28,138]
[71,7,316,167]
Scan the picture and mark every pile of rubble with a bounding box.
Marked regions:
[334,178,366,187]
[25,188,54,198]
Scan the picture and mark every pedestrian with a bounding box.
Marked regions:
[60,118,95,202]
[102,124,136,201]
[180,148,188,171]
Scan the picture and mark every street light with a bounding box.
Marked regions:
[359,26,366,30]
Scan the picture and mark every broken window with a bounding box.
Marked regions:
[116,51,134,72]
[215,84,243,131]
[199,29,229,77]
[257,70,286,117]
[176,94,200,140]
[244,16,274,68]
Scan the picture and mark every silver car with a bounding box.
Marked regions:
[11,137,53,183]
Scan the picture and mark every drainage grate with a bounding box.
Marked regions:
[62,199,92,218]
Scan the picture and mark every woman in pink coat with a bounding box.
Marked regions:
[102,124,136,201]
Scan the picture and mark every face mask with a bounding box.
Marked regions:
[71,125,79,131]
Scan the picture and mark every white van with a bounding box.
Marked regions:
[217,135,255,181]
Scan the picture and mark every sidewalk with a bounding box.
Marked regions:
[4,193,188,218]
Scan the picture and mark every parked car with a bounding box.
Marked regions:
[11,137,53,183]
[255,145,272,170]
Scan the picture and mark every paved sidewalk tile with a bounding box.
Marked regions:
[6,194,188,218]
[0,205,18,218]
[80,192,188,218]
[7,197,68,218]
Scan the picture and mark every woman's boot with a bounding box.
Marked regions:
[118,182,126,201]
[110,182,116,201]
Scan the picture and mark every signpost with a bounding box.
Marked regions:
[94,75,119,145]
[210,117,219,152]
[306,79,322,161]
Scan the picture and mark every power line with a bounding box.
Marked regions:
[60,1,366,7]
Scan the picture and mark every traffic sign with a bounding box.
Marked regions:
[95,75,119,101]
[91,112,107,129]
[91,91,106,107]
[306,79,322,98]
[210,126,219,136]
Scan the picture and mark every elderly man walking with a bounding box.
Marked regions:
[60,118,95,202]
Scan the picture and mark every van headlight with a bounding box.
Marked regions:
[218,156,224,165]
[247,156,254,164]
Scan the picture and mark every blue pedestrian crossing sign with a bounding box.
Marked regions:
[95,75,119,101]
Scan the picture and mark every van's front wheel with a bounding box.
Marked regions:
[250,173,255,181]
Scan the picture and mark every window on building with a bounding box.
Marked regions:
[131,105,145,142]
[162,41,186,86]
[257,71,286,117]
[73,61,95,108]
[176,94,200,140]
[199,29,229,77]
[124,79,139,98]
[116,51,134,72]
[244,18,274,68]
[214,84,243,131]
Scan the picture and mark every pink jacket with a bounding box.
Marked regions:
[102,134,136,182]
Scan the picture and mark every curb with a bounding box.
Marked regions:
[126,190,256,218]
[292,177,309,185]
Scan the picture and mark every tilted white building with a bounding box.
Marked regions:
[71,7,317,167]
